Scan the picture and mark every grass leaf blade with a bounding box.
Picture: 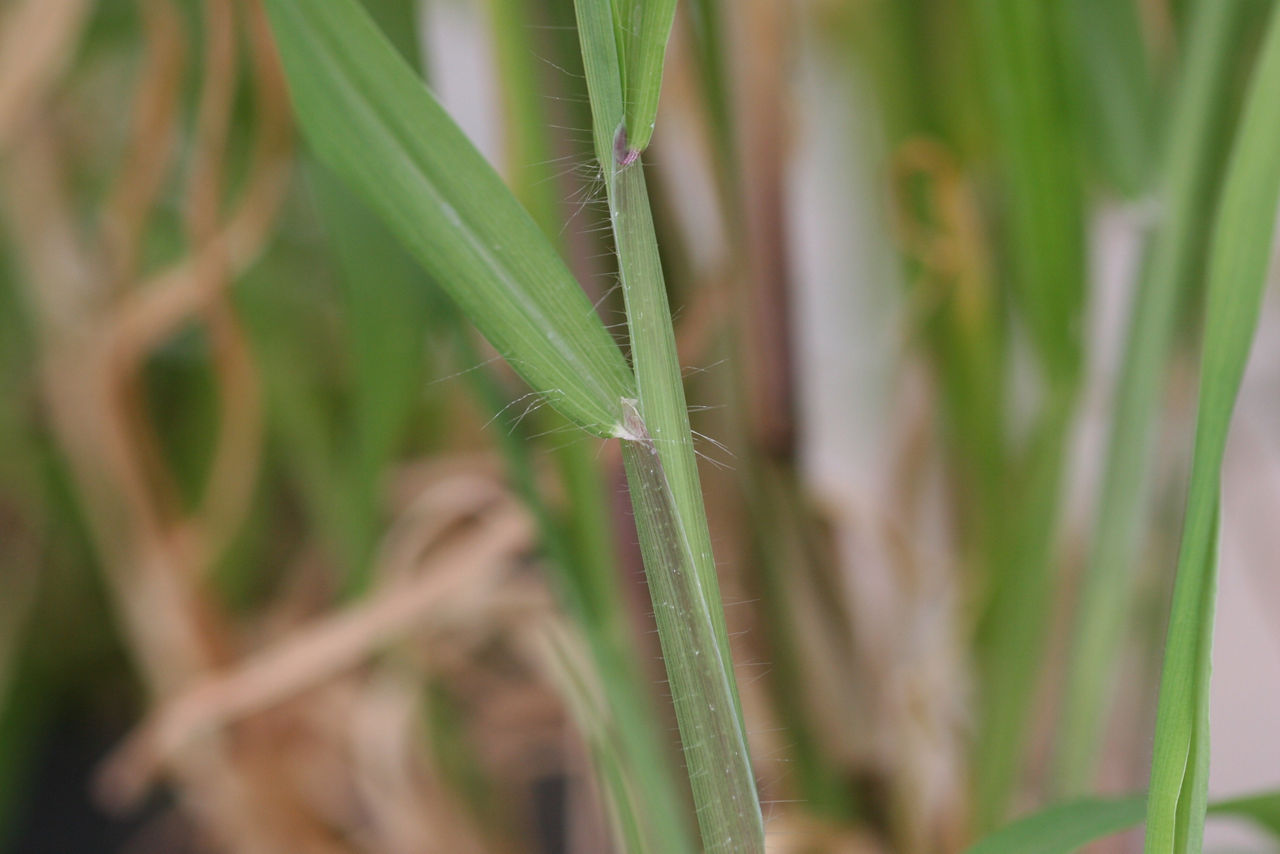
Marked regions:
[622,0,677,153]
[1056,0,1249,794]
[967,795,1147,854]
[1057,0,1154,195]
[264,0,636,436]
[1144,5,1280,851]
[968,0,1086,825]
[966,790,1280,854]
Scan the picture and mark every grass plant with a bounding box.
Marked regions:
[3,1,1280,852]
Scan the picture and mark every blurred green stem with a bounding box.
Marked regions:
[1055,0,1248,795]
[969,0,1086,827]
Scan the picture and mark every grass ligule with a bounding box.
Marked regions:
[1144,5,1280,852]
[263,0,636,437]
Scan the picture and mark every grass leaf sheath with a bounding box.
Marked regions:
[570,0,765,849]
[619,401,764,853]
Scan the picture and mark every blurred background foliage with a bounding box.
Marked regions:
[1,0,1279,852]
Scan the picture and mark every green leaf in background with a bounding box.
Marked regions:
[968,0,1086,827]
[1055,0,1251,795]
[310,166,429,593]
[486,0,564,240]
[1057,0,1155,195]
[1143,5,1280,852]
[966,791,1280,854]
[684,0,737,210]
[263,0,636,438]
[967,794,1147,854]
[969,0,1085,387]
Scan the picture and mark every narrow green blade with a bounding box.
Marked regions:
[968,0,1086,825]
[1144,6,1280,852]
[264,0,636,437]
[967,795,1147,854]
[310,166,428,592]
[1058,0,1155,195]
[1056,0,1249,794]
[966,791,1280,854]
[969,0,1085,387]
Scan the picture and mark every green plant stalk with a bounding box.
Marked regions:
[741,463,858,818]
[969,0,1085,827]
[265,3,696,846]
[610,163,763,850]
[573,0,764,849]
[611,134,765,854]
[684,0,738,216]
[619,402,763,854]
[1055,0,1247,795]
[1144,6,1280,851]
[969,0,1084,385]
[1057,0,1154,195]
[243,277,368,578]
[311,166,428,594]
[974,389,1074,826]
[548,632,652,854]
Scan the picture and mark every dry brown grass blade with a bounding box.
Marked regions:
[0,3,333,849]
[0,0,90,150]
[4,115,337,854]
[102,0,292,575]
[348,670,503,854]
[889,138,993,337]
[99,494,538,803]
[186,0,238,241]
[101,0,188,285]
